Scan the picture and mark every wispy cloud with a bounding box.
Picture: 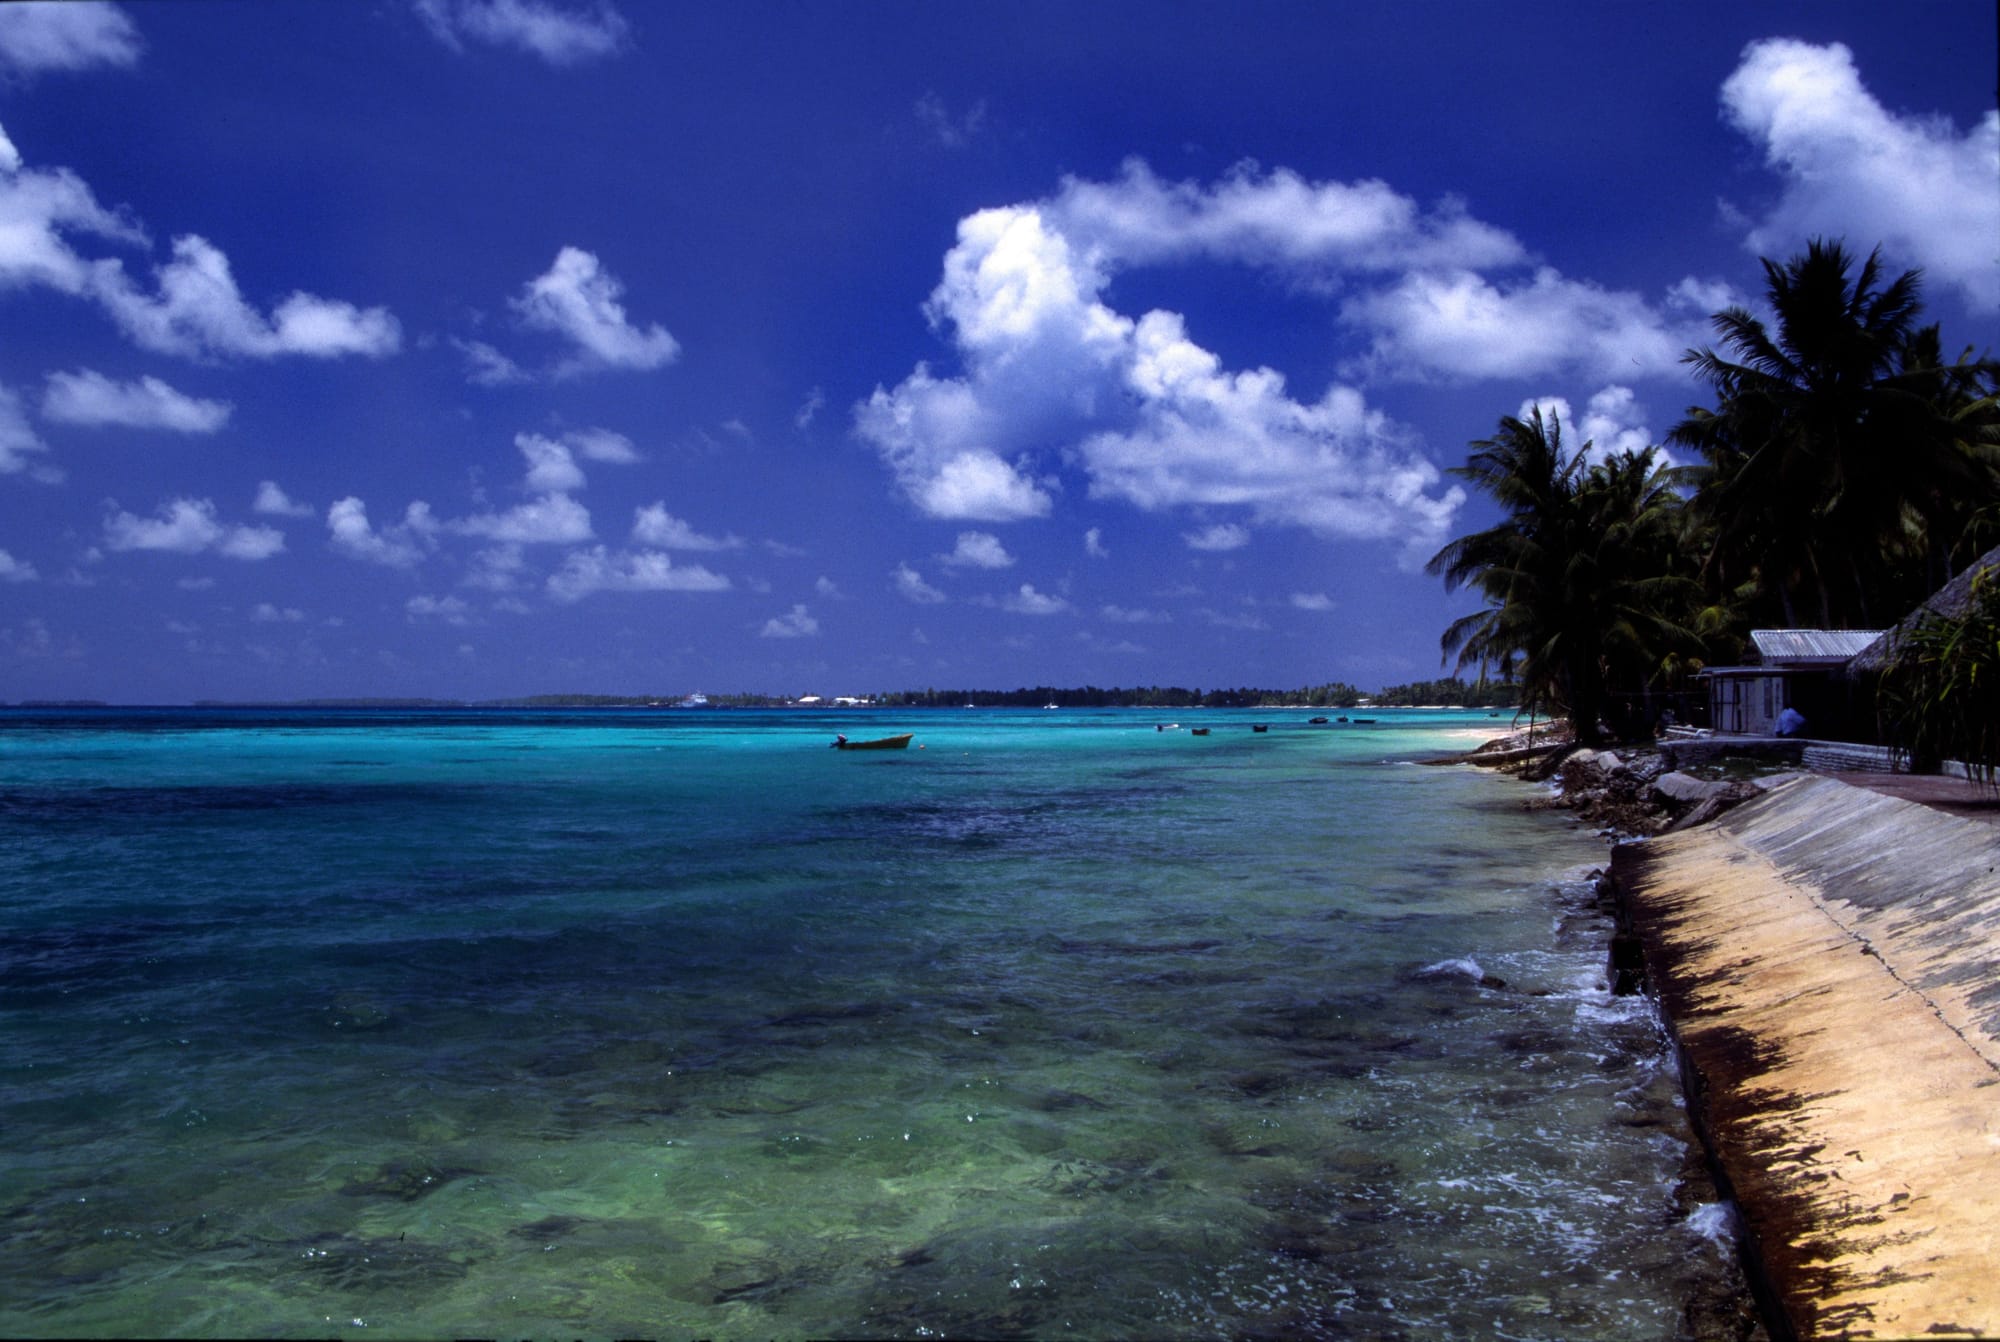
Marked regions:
[254,481,314,517]
[0,3,142,77]
[892,562,946,604]
[1183,522,1249,552]
[915,91,988,149]
[0,385,57,481]
[0,548,38,583]
[42,369,231,432]
[412,0,630,66]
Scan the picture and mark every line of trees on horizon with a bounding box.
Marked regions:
[122,680,1520,712]
[1430,239,2000,748]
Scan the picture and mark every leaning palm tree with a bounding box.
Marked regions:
[1429,409,1697,742]
[1672,239,1994,627]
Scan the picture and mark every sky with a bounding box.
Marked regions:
[1,1,1996,703]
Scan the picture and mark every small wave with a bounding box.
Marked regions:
[1413,956,1485,981]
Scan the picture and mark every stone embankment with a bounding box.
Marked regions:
[1466,728,1793,836]
[1610,777,2000,1340]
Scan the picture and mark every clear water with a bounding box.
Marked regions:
[0,707,1739,1338]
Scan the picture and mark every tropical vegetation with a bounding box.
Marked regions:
[1431,238,2000,745]
[1876,566,2000,789]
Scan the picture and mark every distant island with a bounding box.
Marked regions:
[106,678,1518,712]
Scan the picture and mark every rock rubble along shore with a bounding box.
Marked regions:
[1611,776,2000,1341]
[1465,725,1794,837]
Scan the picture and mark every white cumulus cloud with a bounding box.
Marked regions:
[95,235,400,360]
[545,546,730,602]
[42,368,231,432]
[454,492,593,545]
[1342,268,1699,382]
[760,603,818,638]
[327,497,437,568]
[940,530,1014,569]
[0,548,38,582]
[512,246,678,375]
[1515,386,1659,467]
[515,432,587,493]
[0,130,399,362]
[1048,158,1525,278]
[1291,592,1335,611]
[563,426,640,463]
[1002,583,1069,615]
[103,497,284,559]
[631,503,742,550]
[1721,38,2000,311]
[857,172,1471,559]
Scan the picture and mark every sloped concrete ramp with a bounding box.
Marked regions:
[1612,776,2000,1340]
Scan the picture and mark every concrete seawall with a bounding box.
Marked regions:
[1610,775,2000,1340]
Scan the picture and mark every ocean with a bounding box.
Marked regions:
[0,706,1744,1338]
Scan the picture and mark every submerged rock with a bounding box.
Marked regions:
[338,1158,476,1201]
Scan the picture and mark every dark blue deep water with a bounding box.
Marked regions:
[1,707,1741,1337]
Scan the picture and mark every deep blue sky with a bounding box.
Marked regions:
[2,0,1995,702]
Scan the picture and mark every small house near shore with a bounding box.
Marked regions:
[1700,628,1884,736]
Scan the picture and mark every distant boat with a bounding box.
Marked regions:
[1309,716,1329,724]
[1337,715,1349,722]
[832,733,914,751]
[1043,703,1059,710]
[680,692,709,708]
[1351,718,1376,724]
[1252,724,1268,733]
[1190,727,1211,736]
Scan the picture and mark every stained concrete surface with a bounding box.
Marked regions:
[1612,776,2000,1340]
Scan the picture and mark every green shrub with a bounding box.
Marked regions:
[1880,569,2000,791]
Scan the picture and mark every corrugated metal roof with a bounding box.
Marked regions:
[1749,629,1887,665]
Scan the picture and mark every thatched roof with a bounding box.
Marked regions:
[1848,544,2000,673]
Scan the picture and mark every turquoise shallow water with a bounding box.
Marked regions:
[1,707,1738,1337]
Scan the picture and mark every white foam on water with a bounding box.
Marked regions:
[1685,1201,1740,1254]
[1414,956,1485,981]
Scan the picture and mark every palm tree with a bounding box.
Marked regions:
[1428,408,1695,742]
[1672,239,1994,627]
